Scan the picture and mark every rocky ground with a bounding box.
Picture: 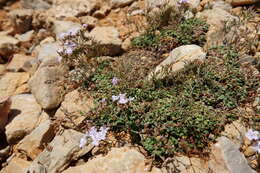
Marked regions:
[0,0,259,173]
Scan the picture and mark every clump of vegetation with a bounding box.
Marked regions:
[58,2,258,167]
[78,46,258,163]
[132,5,209,57]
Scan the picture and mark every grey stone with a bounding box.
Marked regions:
[17,120,54,160]
[21,0,52,9]
[27,129,93,173]
[209,136,256,173]
[148,45,206,80]
[5,94,42,144]
[52,20,82,39]
[28,62,66,109]
[111,0,136,8]
[89,26,123,56]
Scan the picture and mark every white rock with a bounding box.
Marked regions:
[28,62,66,109]
[27,129,93,173]
[53,20,82,39]
[0,157,31,173]
[111,0,136,8]
[89,26,123,56]
[17,120,54,160]
[209,136,256,173]
[62,147,162,173]
[6,54,35,72]
[148,45,206,80]
[5,94,42,144]
[0,72,30,97]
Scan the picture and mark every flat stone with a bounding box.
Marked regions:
[209,136,256,173]
[21,0,51,9]
[37,42,60,63]
[111,0,136,8]
[52,20,82,39]
[148,45,206,80]
[0,157,31,173]
[55,90,95,128]
[89,26,123,56]
[27,129,93,173]
[15,30,35,42]
[16,119,54,160]
[5,94,42,144]
[221,119,247,148]
[49,0,101,18]
[62,147,162,173]
[6,54,35,72]
[0,72,30,98]
[226,0,260,6]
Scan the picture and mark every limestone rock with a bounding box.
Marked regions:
[111,0,136,8]
[53,20,82,39]
[21,0,52,9]
[0,157,31,173]
[37,42,60,63]
[55,90,95,128]
[209,136,256,173]
[15,30,35,42]
[0,97,11,131]
[226,0,260,6]
[89,26,123,56]
[27,129,93,173]
[5,94,42,144]
[0,72,30,97]
[49,0,101,18]
[196,7,238,48]
[148,45,206,80]
[6,54,35,72]
[28,62,66,109]
[9,9,33,34]
[16,120,54,160]
[221,119,247,148]
[62,147,162,173]
[172,156,209,173]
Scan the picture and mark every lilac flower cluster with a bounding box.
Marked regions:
[79,126,109,148]
[112,93,134,104]
[245,129,260,153]
[111,77,119,86]
[57,25,88,60]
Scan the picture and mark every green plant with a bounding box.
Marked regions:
[77,46,258,164]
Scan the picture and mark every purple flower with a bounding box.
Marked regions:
[112,95,120,102]
[112,77,119,86]
[178,0,189,4]
[100,98,107,103]
[112,93,134,104]
[118,93,129,104]
[65,47,73,55]
[82,24,88,28]
[245,129,259,141]
[79,126,109,147]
